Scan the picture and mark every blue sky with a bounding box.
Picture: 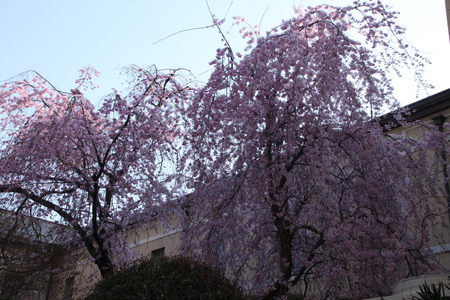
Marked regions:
[1,0,449,105]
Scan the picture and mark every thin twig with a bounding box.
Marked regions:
[152,25,215,45]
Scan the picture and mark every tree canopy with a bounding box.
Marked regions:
[0,66,190,277]
[0,1,448,299]
[177,1,448,299]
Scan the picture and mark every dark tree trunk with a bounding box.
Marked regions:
[95,250,114,278]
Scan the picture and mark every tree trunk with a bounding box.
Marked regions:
[95,249,114,278]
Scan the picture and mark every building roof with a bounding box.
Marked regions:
[379,88,450,129]
[0,208,72,246]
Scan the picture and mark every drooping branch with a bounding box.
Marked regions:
[0,185,97,257]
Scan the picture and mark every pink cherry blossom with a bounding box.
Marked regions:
[178,1,447,299]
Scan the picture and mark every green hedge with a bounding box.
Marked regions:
[85,256,246,300]
[411,277,450,300]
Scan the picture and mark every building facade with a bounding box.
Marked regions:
[3,89,450,299]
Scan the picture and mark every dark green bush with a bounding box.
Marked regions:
[410,277,450,300]
[85,256,246,300]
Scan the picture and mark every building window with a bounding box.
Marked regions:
[63,276,74,300]
[151,247,165,260]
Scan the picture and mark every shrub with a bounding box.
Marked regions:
[411,277,450,300]
[85,256,246,300]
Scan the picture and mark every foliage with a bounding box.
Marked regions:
[0,0,448,299]
[85,256,246,300]
[0,65,190,277]
[411,278,450,300]
[179,1,447,299]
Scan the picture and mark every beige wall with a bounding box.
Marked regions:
[127,216,180,259]
[364,273,450,300]
[364,108,450,300]
[64,217,181,300]
[388,110,450,267]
